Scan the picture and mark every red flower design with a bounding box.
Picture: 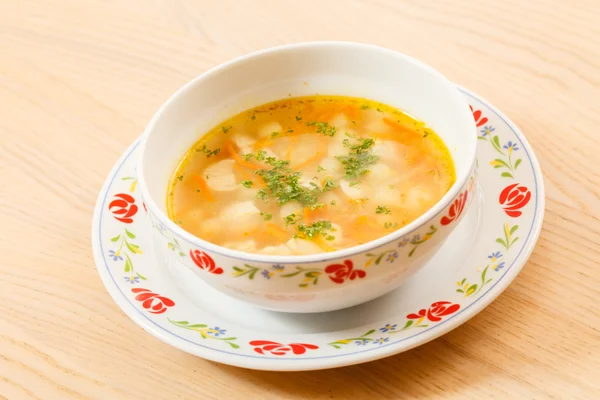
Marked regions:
[407,301,460,322]
[249,340,319,356]
[324,260,366,284]
[440,190,468,226]
[499,183,531,217]
[469,105,488,127]
[142,201,147,213]
[108,193,138,223]
[189,249,223,275]
[131,288,175,314]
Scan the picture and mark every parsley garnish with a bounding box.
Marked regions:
[376,205,391,215]
[323,177,336,191]
[295,115,302,122]
[240,180,253,188]
[296,220,333,240]
[384,222,399,229]
[247,151,326,208]
[306,121,336,136]
[177,175,184,181]
[284,213,302,226]
[271,131,280,138]
[337,135,379,183]
[316,165,325,172]
[360,105,370,110]
[260,212,272,221]
[196,144,221,157]
[222,125,232,134]
[251,114,256,121]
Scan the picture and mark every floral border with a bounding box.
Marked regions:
[99,98,536,358]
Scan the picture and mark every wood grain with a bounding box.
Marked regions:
[1,0,599,398]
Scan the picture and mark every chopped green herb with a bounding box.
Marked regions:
[325,235,336,241]
[423,132,429,138]
[297,220,333,240]
[240,180,253,188]
[376,107,383,112]
[384,222,399,229]
[323,177,336,191]
[337,134,378,182]
[330,200,337,205]
[196,189,201,193]
[284,213,302,226]
[260,212,272,221]
[177,175,184,181]
[360,105,370,110]
[287,129,294,133]
[175,219,183,225]
[376,205,391,215]
[351,120,356,125]
[271,131,280,138]
[196,144,221,157]
[295,115,302,122]
[222,125,232,134]
[205,175,209,180]
[251,114,256,121]
[316,165,326,172]
[256,189,268,202]
[306,121,336,136]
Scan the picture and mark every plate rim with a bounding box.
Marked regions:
[91,86,545,371]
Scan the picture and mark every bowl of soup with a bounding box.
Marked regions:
[138,42,477,313]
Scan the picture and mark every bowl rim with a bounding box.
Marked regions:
[138,41,478,264]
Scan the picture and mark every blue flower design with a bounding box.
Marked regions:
[503,141,519,152]
[493,261,506,272]
[480,125,495,137]
[373,337,390,345]
[488,251,503,263]
[398,238,410,248]
[108,250,123,261]
[272,264,285,271]
[386,251,399,263]
[379,324,397,333]
[208,327,226,337]
[355,339,369,346]
[261,269,273,280]
[124,276,140,284]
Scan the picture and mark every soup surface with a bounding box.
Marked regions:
[167,96,455,255]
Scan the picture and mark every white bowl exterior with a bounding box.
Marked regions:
[138,42,478,312]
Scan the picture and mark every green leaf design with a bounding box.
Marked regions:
[125,229,136,239]
[466,284,477,296]
[501,172,513,178]
[227,342,240,349]
[496,238,507,248]
[171,320,189,325]
[125,241,137,253]
[477,136,488,141]
[510,225,519,235]
[402,320,413,330]
[110,235,121,242]
[124,258,132,272]
[135,272,147,280]
[460,278,466,285]
[456,289,464,293]
[514,159,522,170]
[408,247,417,257]
[493,159,510,169]
[362,329,375,337]
[187,324,208,328]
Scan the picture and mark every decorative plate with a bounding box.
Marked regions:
[91,87,544,371]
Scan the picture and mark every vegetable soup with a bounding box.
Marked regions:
[167,96,455,255]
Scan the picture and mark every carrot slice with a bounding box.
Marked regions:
[194,175,215,202]
[286,136,298,160]
[314,236,336,252]
[265,223,290,241]
[225,140,263,170]
[343,105,360,121]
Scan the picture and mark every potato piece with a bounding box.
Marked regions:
[340,179,368,199]
[219,201,262,232]
[285,238,323,255]
[329,113,349,130]
[203,159,237,191]
[315,157,344,181]
[279,202,303,220]
[222,240,257,253]
[232,133,256,154]
[259,244,293,256]
[329,223,344,245]
[258,122,282,138]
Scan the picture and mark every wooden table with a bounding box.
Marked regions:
[2,0,599,398]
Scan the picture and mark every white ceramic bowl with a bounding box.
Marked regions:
[138,42,478,313]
